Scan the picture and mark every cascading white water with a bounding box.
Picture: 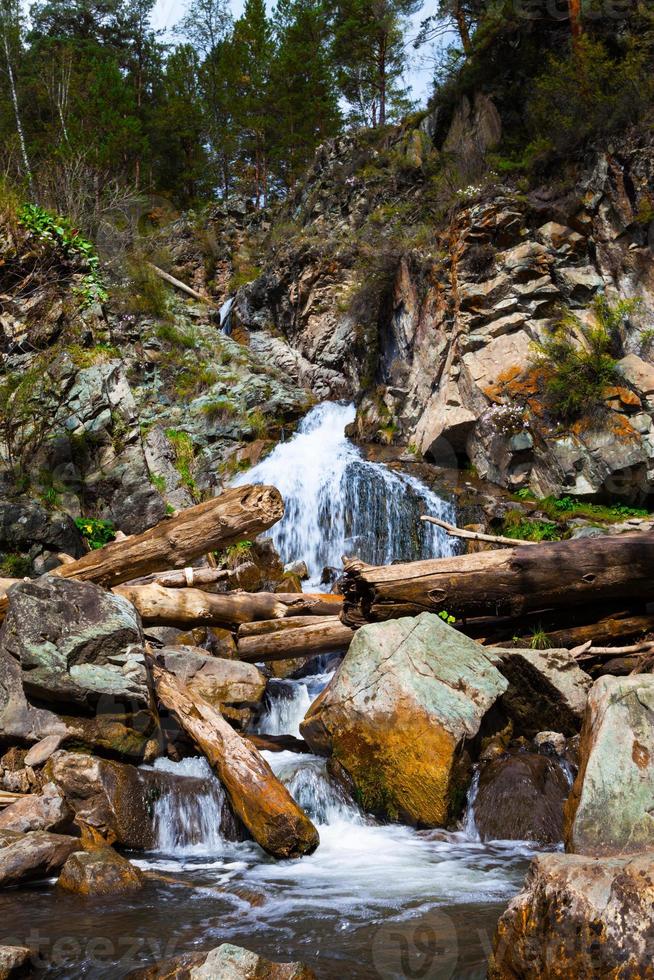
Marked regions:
[255,671,334,738]
[147,757,229,855]
[235,401,456,587]
[219,296,234,334]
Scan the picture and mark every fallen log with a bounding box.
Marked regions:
[0,791,29,808]
[149,263,207,303]
[274,593,343,617]
[151,664,319,859]
[238,615,336,638]
[341,532,654,625]
[125,567,231,589]
[114,583,287,627]
[237,617,353,663]
[0,487,283,622]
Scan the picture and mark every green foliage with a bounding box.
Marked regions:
[18,204,107,308]
[66,343,120,368]
[123,261,170,318]
[531,297,638,423]
[0,553,32,577]
[150,473,166,493]
[165,429,198,496]
[438,610,456,625]
[174,363,219,400]
[75,517,116,550]
[503,510,560,543]
[156,322,197,348]
[201,397,238,421]
[526,37,654,162]
[539,495,649,523]
[529,627,551,651]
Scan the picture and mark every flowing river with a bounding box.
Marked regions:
[0,402,540,978]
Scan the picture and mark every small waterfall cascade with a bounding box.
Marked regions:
[234,401,457,587]
[266,751,365,827]
[255,670,335,738]
[147,757,229,854]
[219,296,234,335]
[461,768,481,842]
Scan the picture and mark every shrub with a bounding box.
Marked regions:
[165,429,197,496]
[156,322,197,348]
[503,510,560,542]
[75,517,116,549]
[526,37,654,160]
[122,260,170,317]
[531,297,638,422]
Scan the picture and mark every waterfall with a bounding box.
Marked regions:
[266,751,364,827]
[255,671,334,738]
[147,758,230,854]
[235,401,456,587]
[219,296,234,334]
[461,768,481,842]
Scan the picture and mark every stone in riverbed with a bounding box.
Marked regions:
[492,647,592,738]
[57,847,144,896]
[155,647,266,713]
[0,945,36,979]
[488,851,654,978]
[565,674,654,856]
[0,782,71,834]
[301,613,507,826]
[0,828,78,887]
[126,942,316,979]
[473,752,571,844]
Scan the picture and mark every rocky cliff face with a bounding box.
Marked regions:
[230,113,654,502]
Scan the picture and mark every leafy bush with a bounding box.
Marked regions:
[527,37,654,160]
[531,297,638,422]
[18,203,107,307]
[75,517,116,550]
[503,510,560,542]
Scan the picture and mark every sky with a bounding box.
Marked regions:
[151,0,438,107]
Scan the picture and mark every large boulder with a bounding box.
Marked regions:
[488,852,654,978]
[0,643,66,745]
[0,828,77,887]
[565,675,654,856]
[57,846,144,896]
[301,613,507,825]
[0,782,71,834]
[0,499,86,574]
[493,648,592,737]
[0,576,147,707]
[127,942,316,979]
[473,752,571,845]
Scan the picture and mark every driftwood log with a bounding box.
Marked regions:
[0,486,283,623]
[237,617,353,663]
[151,664,319,859]
[341,532,654,625]
[238,615,337,638]
[114,583,288,627]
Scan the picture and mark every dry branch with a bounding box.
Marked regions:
[420,515,539,546]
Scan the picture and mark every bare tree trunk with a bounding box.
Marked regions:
[237,618,353,663]
[2,26,33,196]
[151,664,319,859]
[114,583,288,628]
[568,0,583,51]
[454,1,472,54]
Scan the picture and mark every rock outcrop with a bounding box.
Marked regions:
[301,613,507,825]
[565,674,654,856]
[0,782,71,834]
[489,851,654,978]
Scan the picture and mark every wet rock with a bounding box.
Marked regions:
[473,752,571,845]
[532,731,566,757]
[172,627,237,660]
[127,942,317,979]
[0,644,66,745]
[493,648,592,737]
[0,945,35,979]
[488,852,654,979]
[0,576,147,708]
[0,829,78,887]
[57,846,144,896]
[301,613,507,826]
[284,560,309,580]
[565,675,654,856]
[0,782,71,834]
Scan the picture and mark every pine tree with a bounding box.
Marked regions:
[270,0,341,188]
[327,0,423,127]
[232,0,275,206]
